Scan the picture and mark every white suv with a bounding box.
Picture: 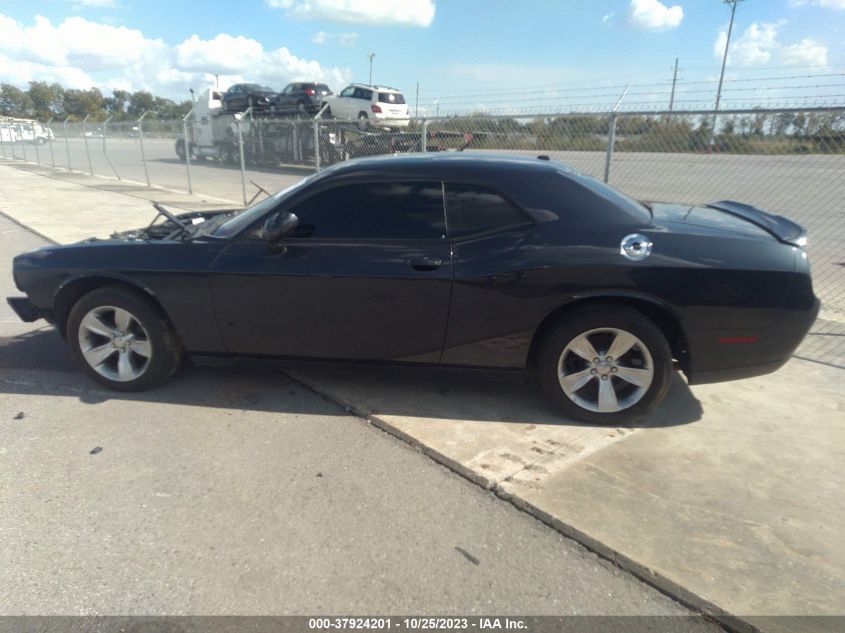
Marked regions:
[323,84,410,128]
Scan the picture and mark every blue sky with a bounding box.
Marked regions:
[0,0,843,113]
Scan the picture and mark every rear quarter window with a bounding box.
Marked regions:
[445,184,532,239]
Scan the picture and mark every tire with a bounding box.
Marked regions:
[358,112,369,131]
[66,285,182,392]
[296,101,307,116]
[537,306,672,424]
[175,139,186,161]
[321,105,332,119]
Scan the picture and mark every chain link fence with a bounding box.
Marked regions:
[1,106,842,363]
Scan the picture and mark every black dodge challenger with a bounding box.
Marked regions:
[8,153,819,423]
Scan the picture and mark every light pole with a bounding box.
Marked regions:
[711,0,745,143]
[368,52,375,85]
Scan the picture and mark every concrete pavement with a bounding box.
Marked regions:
[0,161,843,632]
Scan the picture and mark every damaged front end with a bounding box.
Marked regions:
[107,208,237,241]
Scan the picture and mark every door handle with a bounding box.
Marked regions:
[409,257,442,272]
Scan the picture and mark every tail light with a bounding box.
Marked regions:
[304,88,315,96]
[371,104,382,113]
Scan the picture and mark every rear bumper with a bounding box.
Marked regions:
[685,297,820,385]
[7,296,45,322]
[373,117,410,128]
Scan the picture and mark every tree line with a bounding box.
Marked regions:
[0,81,192,122]
[426,110,845,154]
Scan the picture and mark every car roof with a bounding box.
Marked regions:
[348,83,402,92]
[316,152,571,182]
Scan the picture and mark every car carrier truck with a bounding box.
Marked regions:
[175,88,341,168]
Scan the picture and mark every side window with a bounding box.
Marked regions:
[340,86,355,97]
[445,184,531,239]
[289,182,445,240]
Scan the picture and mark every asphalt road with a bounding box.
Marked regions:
[0,214,721,625]
[4,135,842,315]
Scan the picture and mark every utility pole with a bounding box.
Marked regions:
[712,0,746,143]
[368,53,375,85]
[668,57,680,116]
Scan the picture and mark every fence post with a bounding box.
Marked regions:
[137,111,152,187]
[421,119,428,152]
[182,109,194,195]
[102,115,120,179]
[32,123,40,165]
[46,117,55,168]
[293,121,300,163]
[313,121,321,171]
[234,119,247,205]
[63,116,72,171]
[0,121,6,159]
[17,124,28,162]
[81,115,94,175]
[603,112,618,184]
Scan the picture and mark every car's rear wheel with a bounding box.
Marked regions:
[358,112,369,130]
[538,306,672,424]
[67,286,181,391]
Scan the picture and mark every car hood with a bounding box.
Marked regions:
[95,209,238,242]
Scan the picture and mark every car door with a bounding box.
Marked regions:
[353,88,373,117]
[278,84,296,112]
[334,86,356,118]
[210,180,453,362]
[440,182,539,368]
[226,85,244,110]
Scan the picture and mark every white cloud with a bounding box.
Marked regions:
[713,22,780,66]
[781,38,828,66]
[266,0,435,27]
[0,14,164,70]
[713,21,829,69]
[626,0,683,30]
[602,11,615,24]
[0,14,350,100]
[0,52,94,88]
[312,30,359,46]
[175,34,264,73]
[789,0,845,8]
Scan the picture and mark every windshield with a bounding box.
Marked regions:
[214,175,318,237]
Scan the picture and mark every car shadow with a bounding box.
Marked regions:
[0,328,703,429]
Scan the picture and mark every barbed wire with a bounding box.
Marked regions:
[419,71,845,100]
[418,85,845,112]
[421,98,845,116]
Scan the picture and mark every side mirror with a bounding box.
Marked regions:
[260,211,298,242]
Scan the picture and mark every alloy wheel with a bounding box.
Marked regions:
[77,305,152,382]
[557,327,654,413]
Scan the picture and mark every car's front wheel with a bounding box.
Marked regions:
[538,306,672,424]
[67,286,181,391]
